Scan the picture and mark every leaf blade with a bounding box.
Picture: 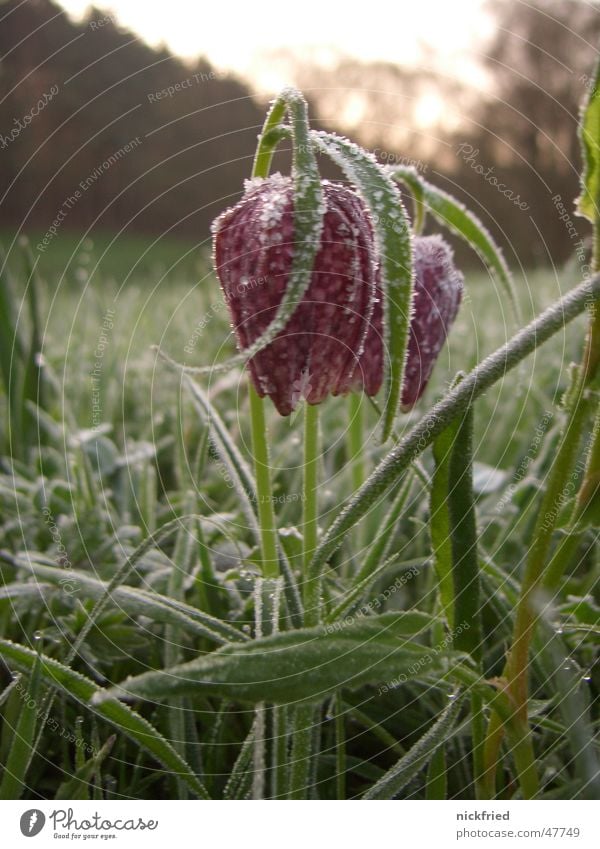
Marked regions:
[310,130,414,441]
[96,613,460,707]
[0,639,210,799]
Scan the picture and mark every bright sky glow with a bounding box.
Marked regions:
[57,0,493,96]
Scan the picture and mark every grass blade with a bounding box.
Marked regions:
[15,561,246,645]
[0,638,210,799]
[363,692,464,799]
[308,274,600,581]
[0,651,42,800]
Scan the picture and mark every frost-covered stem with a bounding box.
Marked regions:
[248,386,279,579]
[271,705,287,799]
[484,270,600,794]
[347,393,366,553]
[252,96,287,180]
[481,709,504,798]
[347,393,366,492]
[288,703,317,799]
[471,691,486,799]
[479,361,589,795]
[569,248,600,517]
[335,693,346,799]
[287,404,321,799]
[308,274,600,581]
[303,403,320,626]
[246,103,288,582]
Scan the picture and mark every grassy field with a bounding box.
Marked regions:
[0,232,598,800]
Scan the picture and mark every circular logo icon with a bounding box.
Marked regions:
[20,810,45,837]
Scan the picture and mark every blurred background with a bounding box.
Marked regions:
[1,0,599,274]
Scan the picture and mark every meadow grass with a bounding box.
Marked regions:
[0,233,598,800]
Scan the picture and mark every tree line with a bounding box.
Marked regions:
[0,0,598,268]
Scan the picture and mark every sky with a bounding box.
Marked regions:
[56,0,494,96]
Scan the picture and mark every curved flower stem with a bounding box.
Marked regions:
[252,96,288,179]
[248,385,279,579]
[249,86,324,799]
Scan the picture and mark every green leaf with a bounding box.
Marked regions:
[354,472,415,585]
[0,651,42,800]
[363,692,464,799]
[0,248,26,458]
[182,376,259,534]
[222,719,257,800]
[578,55,600,226]
[447,403,482,662]
[308,275,599,584]
[0,638,210,799]
[0,582,51,605]
[431,422,460,628]
[179,377,303,626]
[18,559,246,645]
[96,613,460,707]
[55,734,116,800]
[311,131,414,441]
[390,166,520,322]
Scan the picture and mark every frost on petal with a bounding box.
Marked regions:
[400,235,464,408]
[212,175,463,416]
[212,175,380,415]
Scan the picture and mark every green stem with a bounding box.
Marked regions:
[271,705,287,799]
[303,402,320,626]
[288,704,315,799]
[343,702,405,757]
[426,745,447,799]
[308,274,600,582]
[471,691,485,799]
[481,386,588,795]
[347,392,366,556]
[252,97,288,179]
[335,693,346,799]
[483,261,600,794]
[248,385,279,579]
[347,392,365,492]
[287,403,321,798]
[508,725,540,799]
[482,708,505,799]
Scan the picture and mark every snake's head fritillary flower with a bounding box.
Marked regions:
[366,234,464,410]
[212,175,463,416]
[212,174,379,415]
